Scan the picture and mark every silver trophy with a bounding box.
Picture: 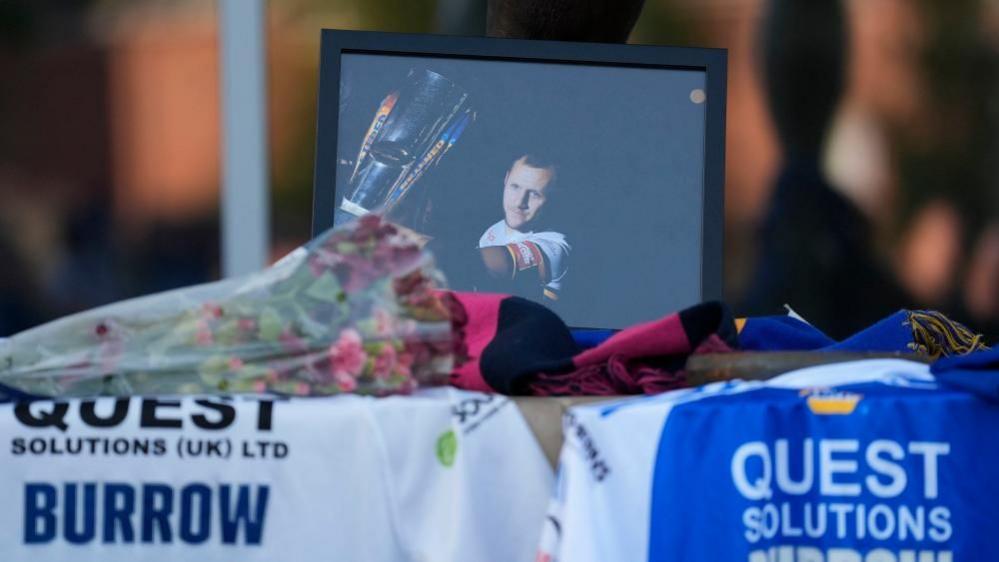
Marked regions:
[336,68,473,228]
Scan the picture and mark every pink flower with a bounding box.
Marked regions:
[337,257,380,293]
[279,329,308,353]
[328,329,367,378]
[371,345,397,380]
[195,320,214,346]
[334,372,358,392]
[252,380,268,394]
[228,357,244,371]
[98,339,125,371]
[202,303,224,318]
[396,351,414,378]
[238,318,257,333]
[355,214,382,237]
[398,379,417,395]
[373,308,395,337]
[308,248,342,277]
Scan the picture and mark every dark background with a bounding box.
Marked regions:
[335,53,707,328]
[1,2,993,339]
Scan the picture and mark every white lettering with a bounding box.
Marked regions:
[762,503,780,540]
[908,442,949,500]
[797,547,824,562]
[828,548,862,562]
[781,502,803,537]
[804,502,827,538]
[866,440,907,498]
[828,503,854,539]
[820,440,861,496]
[898,506,925,541]
[743,507,762,543]
[868,505,896,540]
[776,439,814,495]
[746,548,953,562]
[733,442,773,500]
[856,504,866,539]
[928,507,952,542]
[866,549,897,562]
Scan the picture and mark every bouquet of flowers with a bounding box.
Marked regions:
[0,215,456,398]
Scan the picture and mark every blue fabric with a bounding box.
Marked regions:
[648,380,999,560]
[570,328,617,351]
[740,310,918,353]
[931,347,999,401]
[827,310,915,352]
[0,381,45,404]
[737,315,835,351]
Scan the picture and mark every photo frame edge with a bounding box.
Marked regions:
[311,29,729,325]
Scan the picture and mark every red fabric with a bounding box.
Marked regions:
[571,312,690,368]
[692,333,734,355]
[528,357,690,396]
[531,303,738,396]
[443,293,737,396]
[445,291,504,393]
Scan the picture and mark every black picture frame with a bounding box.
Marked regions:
[312,29,727,330]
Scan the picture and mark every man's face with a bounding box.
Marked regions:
[502,158,553,230]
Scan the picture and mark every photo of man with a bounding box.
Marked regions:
[332,52,709,328]
[477,154,570,303]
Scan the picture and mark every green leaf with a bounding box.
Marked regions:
[199,356,230,376]
[216,319,240,346]
[336,241,358,254]
[306,272,345,304]
[259,308,283,341]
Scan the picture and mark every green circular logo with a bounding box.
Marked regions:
[436,430,457,467]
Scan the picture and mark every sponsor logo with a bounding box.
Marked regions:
[564,413,610,482]
[733,439,953,561]
[451,394,509,435]
[800,388,863,415]
[436,430,457,467]
[517,244,535,267]
[23,482,270,546]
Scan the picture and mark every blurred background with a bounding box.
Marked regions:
[0,0,996,337]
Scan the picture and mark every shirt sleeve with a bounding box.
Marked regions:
[530,237,569,295]
[478,222,502,248]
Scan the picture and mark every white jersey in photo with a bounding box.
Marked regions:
[478,219,570,298]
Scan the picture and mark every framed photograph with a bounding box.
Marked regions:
[313,30,726,330]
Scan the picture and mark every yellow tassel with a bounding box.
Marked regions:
[905,310,990,360]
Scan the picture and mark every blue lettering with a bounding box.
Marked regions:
[64,483,96,544]
[141,484,173,544]
[103,483,135,543]
[22,481,271,546]
[179,484,211,544]
[220,485,270,545]
[23,483,57,544]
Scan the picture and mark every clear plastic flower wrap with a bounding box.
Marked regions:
[0,215,455,398]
